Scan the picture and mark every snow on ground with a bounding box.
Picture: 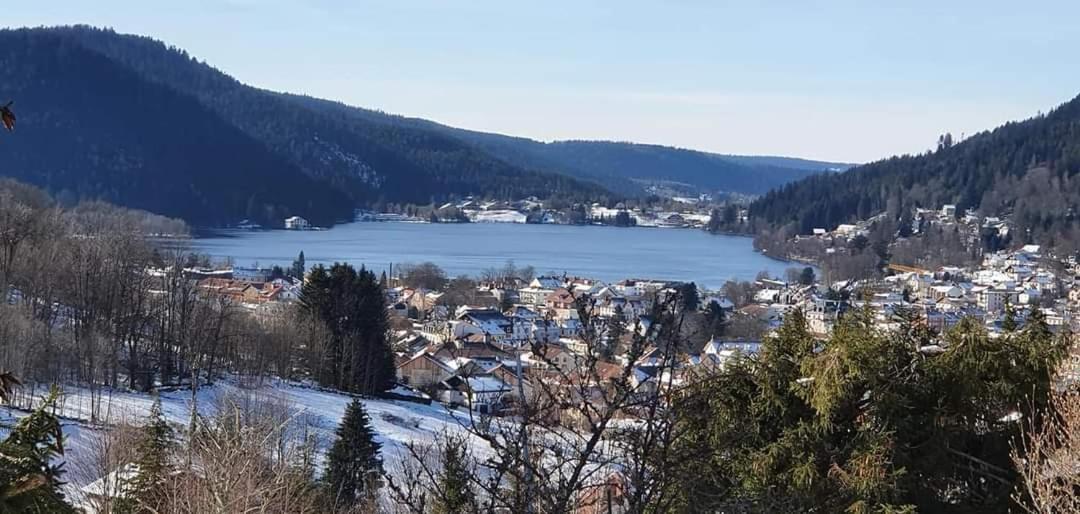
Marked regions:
[0,378,488,498]
[468,209,528,223]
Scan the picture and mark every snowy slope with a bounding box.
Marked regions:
[1,378,488,500]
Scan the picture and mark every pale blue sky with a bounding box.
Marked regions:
[4,1,1079,162]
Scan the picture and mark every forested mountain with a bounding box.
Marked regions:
[288,97,852,197]
[0,25,850,228]
[0,26,610,226]
[0,29,354,227]
[428,136,851,196]
[746,93,1080,249]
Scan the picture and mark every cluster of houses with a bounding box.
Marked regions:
[371,196,716,228]
[182,237,1080,416]
[805,204,1011,253]
[388,274,764,415]
[741,244,1076,339]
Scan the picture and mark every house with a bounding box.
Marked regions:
[703,338,761,356]
[977,288,1017,313]
[928,285,964,302]
[284,216,310,230]
[546,288,577,311]
[438,375,512,413]
[455,308,514,345]
[403,289,446,319]
[523,343,580,374]
[232,266,273,282]
[835,224,859,237]
[657,213,687,228]
[519,276,562,306]
[397,351,455,388]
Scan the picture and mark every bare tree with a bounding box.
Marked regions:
[388,290,693,513]
[1013,391,1080,513]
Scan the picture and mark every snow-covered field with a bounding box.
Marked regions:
[468,209,528,224]
[0,378,485,501]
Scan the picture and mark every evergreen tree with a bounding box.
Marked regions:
[300,263,396,394]
[290,250,306,280]
[1002,298,1017,332]
[117,396,174,514]
[664,307,1065,513]
[704,301,726,338]
[432,435,476,514]
[323,399,382,509]
[678,282,700,312]
[0,387,75,513]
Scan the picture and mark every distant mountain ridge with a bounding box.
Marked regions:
[287,94,854,197]
[0,25,851,227]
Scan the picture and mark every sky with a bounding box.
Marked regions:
[3,0,1079,163]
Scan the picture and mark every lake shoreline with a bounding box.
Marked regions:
[190,221,803,289]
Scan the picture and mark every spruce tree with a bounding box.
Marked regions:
[118,396,174,514]
[0,387,76,513]
[432,436,475,514]
[300,263,396,394]
[290,250,306,279]
[324,399,382,508]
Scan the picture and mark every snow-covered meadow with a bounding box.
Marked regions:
[0,378,487,503]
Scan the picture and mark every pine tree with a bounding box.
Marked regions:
[118,396,174,513]
[323,399,382,508]
[432,436,475,514]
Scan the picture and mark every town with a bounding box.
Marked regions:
[189,234,1079,417]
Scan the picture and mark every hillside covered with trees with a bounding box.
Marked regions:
[0,26,612,227]
[741,92,1080,251]
[0,29,356,228]
[292,99,853,197]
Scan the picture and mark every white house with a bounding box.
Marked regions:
[284,216,310,230]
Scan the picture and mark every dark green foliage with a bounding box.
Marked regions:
[43,26,612,204]
[666,308,1068,513]
[409,132,849,197]
[1002,299,1017,332]
[323,399,382,508]
[678,282,699,312]
[747,93,1080,251]
[290,250,306,280]
[432,435,476,514]
[0,388,76,513]
[798,266,815,285]
[117,396,174,514]
[0,26,614,227]
[0,28,354,228]
[300,263,395,394]
[704,301,726,338]
[612,210,636,227]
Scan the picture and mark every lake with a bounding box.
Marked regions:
[192,222,795,290]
